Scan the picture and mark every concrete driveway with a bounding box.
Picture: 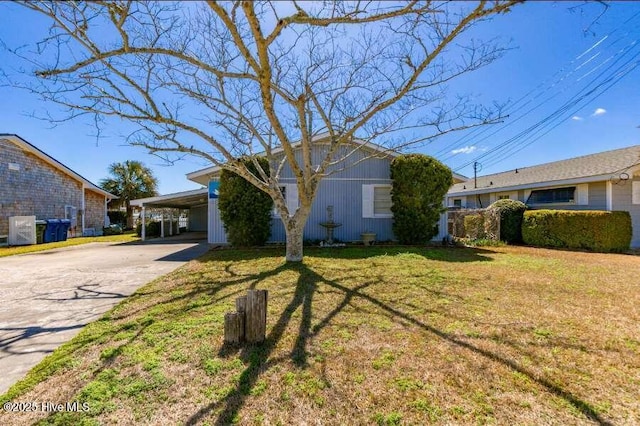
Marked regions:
[0,235,209,394]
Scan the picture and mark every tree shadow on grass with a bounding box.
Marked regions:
[185,256,610,426]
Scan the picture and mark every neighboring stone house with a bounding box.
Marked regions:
[0,134,117,238]
[447,144,640,248]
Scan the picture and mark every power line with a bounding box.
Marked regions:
[439,9,640,167]
[454,36,640,172]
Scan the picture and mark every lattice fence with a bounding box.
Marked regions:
[448,208,500,241]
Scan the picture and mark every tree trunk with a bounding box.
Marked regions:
[285,222,304,262]
[126,203,134,230]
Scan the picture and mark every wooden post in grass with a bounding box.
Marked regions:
[223,290,267,344]
[245,290,268,343]
[236,295,247,315]
[224,311,244,344]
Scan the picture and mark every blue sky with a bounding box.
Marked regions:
[1,1,639,193]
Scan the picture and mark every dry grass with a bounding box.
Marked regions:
[0,232,139,258]
[1,246,639,425]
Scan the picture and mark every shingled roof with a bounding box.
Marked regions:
[449,144,640,195]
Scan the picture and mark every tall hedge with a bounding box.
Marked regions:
[218,157,273,246]
[391,154,453,244]
[522,210,631,253]
[486,199,527,243]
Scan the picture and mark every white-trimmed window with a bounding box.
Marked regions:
[273,183,299,218]
[525,184,588,205]
[362,184,392,218]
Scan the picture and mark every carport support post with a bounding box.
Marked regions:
[160,213,165,238]
[141,207,146,241]
[169,212,173,236]
[176,210,180,235]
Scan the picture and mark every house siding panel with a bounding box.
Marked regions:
[189,205,208,231]
[276,144,392,180]
[0,138,88,236]
[268,178,394,243]
[466,194,490,209]
[611,177,640,248]
[263,143,395,243]
[84,189,106,233]
[208,198,227,244]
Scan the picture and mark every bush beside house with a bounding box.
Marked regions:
[522,210,632,253]
[136,221,161,238]
[218,157,273,247]
[486,199,527,244]
[391,154,453,244]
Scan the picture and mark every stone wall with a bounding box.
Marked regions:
[0,138,106,237]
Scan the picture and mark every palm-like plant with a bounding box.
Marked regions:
[100,161,159,229]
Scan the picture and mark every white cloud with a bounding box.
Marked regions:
[592,108,607,116]
[571,116,584,121]
[451,145,477,155]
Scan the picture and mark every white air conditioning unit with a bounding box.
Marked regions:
[9,215,37,246]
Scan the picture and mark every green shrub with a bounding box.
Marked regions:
[218,157,273,247]
[522,210,631,252]
[487,199,527,243]
[107,210,127,227]
[463,214,485,240]
[135,221,161,237]
[390,154,453,244]
[103,224,123,236]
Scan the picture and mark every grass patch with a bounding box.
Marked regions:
[0,232,139,257]
[1,246,639,425]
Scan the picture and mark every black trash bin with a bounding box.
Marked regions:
[35,220,47,244]
[44,219,61,243]
[58,219,71,241]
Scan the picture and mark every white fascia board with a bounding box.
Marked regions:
[447,174,612,197]
[185,133,404,184]
[130,188,208,207]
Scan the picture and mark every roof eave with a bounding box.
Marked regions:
[185,134,402,183]
[447,173,615,197]
[1,134,118,199]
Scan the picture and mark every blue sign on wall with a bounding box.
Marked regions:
[208,181,220,199]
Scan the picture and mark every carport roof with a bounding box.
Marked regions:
[130,188,208,209]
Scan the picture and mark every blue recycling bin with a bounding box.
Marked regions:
[44,219,61,243]
[58,219,71,241]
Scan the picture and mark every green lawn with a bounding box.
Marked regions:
[0,232,139,258]
[1,246,639,425]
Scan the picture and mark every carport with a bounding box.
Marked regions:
[131,188,208,241]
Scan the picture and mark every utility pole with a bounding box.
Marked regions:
[473,161,479,189]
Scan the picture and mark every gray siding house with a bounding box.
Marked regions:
[0,134,117,239]
[133,135,465,244]
[447,145,640,248]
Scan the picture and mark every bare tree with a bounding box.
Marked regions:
[8,0,521,261]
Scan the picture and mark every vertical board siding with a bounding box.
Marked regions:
[208,198,227,244]
[268,179,394,243]
[266,143,395,243]
[276,144,392,180]
[189,205,208,231]
[612,177,640,248]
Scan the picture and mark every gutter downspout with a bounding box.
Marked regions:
[105,198,110,227]
[81,184,86,236]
